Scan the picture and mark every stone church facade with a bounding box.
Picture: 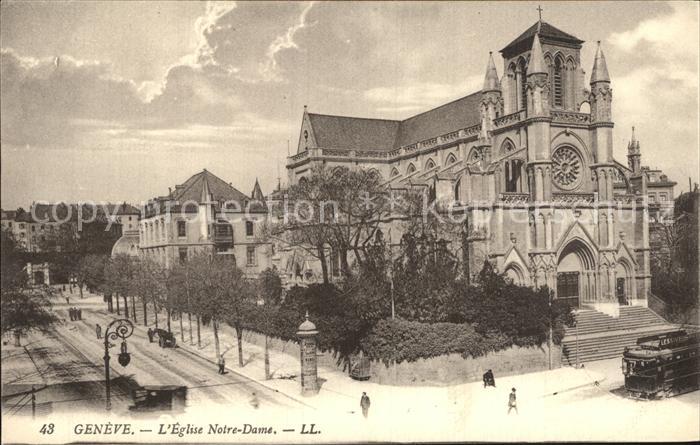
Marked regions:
[286,20,675,313]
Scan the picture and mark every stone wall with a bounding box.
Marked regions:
[241,329,561,386]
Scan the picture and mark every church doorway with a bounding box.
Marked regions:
[557,272,579,308]
[616,278,627,305]
[557,238,597,307]
[615,259,635,305]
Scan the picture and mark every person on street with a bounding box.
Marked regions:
[147,328,154,343]
[249,392,259,409]
[218,355,226,374]
[483,369,495,387]
[77,308,82,320]
[65,296,70,305]
[69,307,74,321]
[508,388,518,415]
[96,324,102,339]
[360,392,370,419]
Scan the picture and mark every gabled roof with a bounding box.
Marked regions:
[171,169,249,205]
[307,113,400,152]
[395,93,481,147]
[306,92,481,152]
[500,21,583,55]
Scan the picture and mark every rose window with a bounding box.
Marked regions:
[552,147,582,189]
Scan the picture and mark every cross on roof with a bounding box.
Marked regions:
[537,4,543,21]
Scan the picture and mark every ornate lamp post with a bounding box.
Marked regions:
[103,318,134,410]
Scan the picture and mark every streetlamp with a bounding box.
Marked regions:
[103,318,134,411]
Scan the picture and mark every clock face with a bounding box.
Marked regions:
[552,146,583,190]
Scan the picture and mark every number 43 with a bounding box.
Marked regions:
[40,423,54,435]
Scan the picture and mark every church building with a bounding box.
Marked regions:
[286,20,675,314]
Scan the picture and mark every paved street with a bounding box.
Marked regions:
[3,293,304,418]
[3,290,698,442]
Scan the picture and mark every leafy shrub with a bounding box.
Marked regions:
[360,319,511,365]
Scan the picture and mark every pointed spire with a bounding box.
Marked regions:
[251,178,264,201]
[482,52,500,92]
[628,126,640,152]
[528,33,547,76]
[200,171,212,204]
[590,41,610,83]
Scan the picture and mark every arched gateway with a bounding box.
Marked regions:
[557,238,597,308]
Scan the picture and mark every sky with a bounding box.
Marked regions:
[1,1,698,209]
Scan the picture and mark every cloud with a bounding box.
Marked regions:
[607,2,698,183]
[259,1,316,82]
[0,48,145,146]
[363,75,482,117]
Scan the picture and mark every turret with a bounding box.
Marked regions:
[588,41,615,200]
[589,41,612,123]
[627,126,641,173]
[526,33,549,116]
[524,32,553,202]
[251,178,264,202]
[481,52,503,127]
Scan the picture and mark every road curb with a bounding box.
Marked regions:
[176,342,316,410]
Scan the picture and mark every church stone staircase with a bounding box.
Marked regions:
[561,306,678,365]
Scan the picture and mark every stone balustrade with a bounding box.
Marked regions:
[552,192,595,204]
[499,192,530,204]
[551,110,590,125]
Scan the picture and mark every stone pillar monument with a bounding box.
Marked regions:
[297,311,319,396]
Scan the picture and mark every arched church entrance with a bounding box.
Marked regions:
[557,239,597,308]
[615,259,635,305]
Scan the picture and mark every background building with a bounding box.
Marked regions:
[138,169,271,276]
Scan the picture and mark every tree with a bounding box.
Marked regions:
[1,228,58,346]
[268,165,392,283]
[257,268,283,379]
[105,254,137,321]
[132,258,166,328]
[188,253,237,360]
[218,260,256,367]
[650,191,699,323]
[2,286,59,346]
[392,232,459,322]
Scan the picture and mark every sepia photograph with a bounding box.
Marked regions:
[1,1,699,443]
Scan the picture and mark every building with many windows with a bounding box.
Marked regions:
[137,169,271,276]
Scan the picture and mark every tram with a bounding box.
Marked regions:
[622,330,700,399]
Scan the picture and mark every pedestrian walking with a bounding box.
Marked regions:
[96,324,102,339]
[68,307,74,321]
[65,297,70,305]
[249,392,259,409]
[147,328,154,343]
[217,355,226,374]
[507,388,518,415]
[360,392,370,419]
[78,309,82,320]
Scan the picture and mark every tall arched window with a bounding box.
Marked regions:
[454,178,461,202]
[518,58,528,112]
[553,57,564,108]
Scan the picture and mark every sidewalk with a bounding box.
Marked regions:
[76,293,606,419]
[168,310,606,417]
